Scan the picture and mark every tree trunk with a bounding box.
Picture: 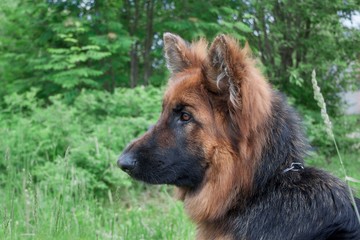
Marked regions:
[261,11,274,68]
[130,41,139,88]
[126,0,140,88]
[143,0,154,86]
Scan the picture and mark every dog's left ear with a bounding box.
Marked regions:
[207,34,252,109]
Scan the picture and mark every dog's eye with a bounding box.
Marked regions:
[180,112,191,122]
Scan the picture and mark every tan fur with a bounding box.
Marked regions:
[164,33,208,73]
[163,34,273,225]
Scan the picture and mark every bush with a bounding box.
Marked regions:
[0,86,162,197]
[300,108,360,157]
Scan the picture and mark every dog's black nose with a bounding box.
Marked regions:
[117,153,136,173]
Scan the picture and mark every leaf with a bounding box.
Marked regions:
[64,37,78,44]
[85,50,111,60]
[234,21,252,33]
[81,45,101,51]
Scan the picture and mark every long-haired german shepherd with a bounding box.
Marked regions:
[118,33,360,240]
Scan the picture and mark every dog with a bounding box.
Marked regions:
[118,33,360,240]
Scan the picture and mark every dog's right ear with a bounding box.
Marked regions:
[163,33,191,73]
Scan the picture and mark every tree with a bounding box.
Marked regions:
[0,0,132,100]
[143,0,155,85]
[0,0,48,97]
[0,0,359,112]
[247,0,360,113]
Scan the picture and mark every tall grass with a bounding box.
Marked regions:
[311,70,360,223]
[0,161,195,240]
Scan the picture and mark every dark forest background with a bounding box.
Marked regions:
[1,0,359,110]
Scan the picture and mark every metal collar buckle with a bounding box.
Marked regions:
[282,162,304,173]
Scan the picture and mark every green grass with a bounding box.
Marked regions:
[0,182,195,240]
[307,153,360,197]
[1,152,358,240]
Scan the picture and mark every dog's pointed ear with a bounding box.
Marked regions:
[208,34,252,109]
[163,33,191,73]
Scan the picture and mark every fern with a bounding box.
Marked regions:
[32,19,112,95]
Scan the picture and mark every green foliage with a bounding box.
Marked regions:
[0,0,132,100]
[0,87,162,194]
[0,0,45,96]
[0,86,198,239]
[301,108,360,157]
[245,0,360,113]
[1,0,359,113]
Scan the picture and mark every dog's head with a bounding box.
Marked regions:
[118,33,272,221]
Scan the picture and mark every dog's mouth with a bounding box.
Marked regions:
[174,175,191,187]
[119,159,202,188]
